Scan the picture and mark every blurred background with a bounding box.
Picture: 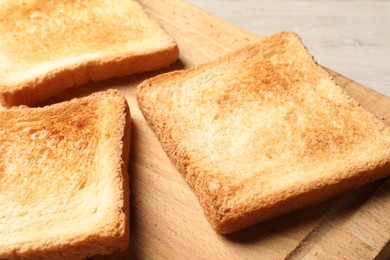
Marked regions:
[187,0,390,97]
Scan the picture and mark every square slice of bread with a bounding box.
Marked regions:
[137,32,390,234]
[0,89,131,259]
[0,0,179,107]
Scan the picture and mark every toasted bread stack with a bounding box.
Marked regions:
[1,0,390,258]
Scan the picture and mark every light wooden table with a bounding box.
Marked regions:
[187,0,390,97]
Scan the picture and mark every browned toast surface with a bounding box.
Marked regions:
[0,0,178,107]
[137,32,390,234]
[0,90,131,259]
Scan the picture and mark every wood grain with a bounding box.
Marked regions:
[73,0,390,258]
[286,179,390,260]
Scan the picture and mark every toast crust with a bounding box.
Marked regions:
[137,32,390,234]
[0,90,131,258]
[0,0,179,107]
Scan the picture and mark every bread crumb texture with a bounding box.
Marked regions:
[137,32,390,233]
[0,90,129,259]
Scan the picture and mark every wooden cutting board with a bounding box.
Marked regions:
[71,0,390,259]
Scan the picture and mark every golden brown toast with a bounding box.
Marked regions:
[0,0,178,107]
[0,89,131,258]
[137,32,390,234]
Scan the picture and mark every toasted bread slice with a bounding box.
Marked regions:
[0,89,131,259]
[137,32,390,234]
[0,0,178,107]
